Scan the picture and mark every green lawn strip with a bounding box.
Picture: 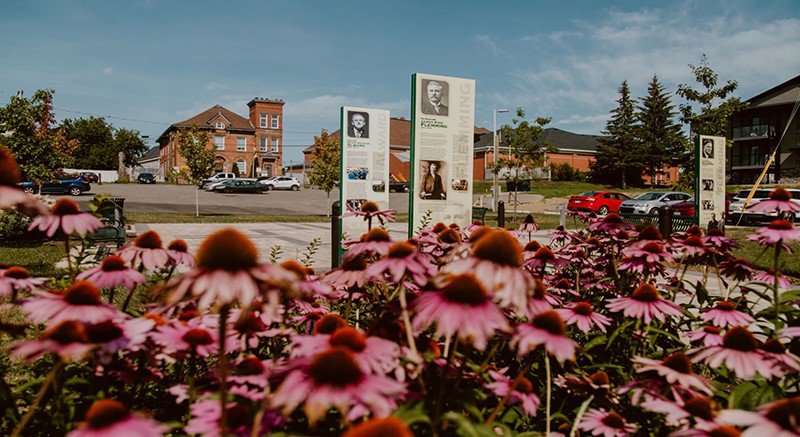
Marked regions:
[728,227,800,278]
[126,212,411,224]
[0,242,65,278]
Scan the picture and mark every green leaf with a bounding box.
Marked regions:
[606,319,634,349]
[443,411,513,436]
[392,402,432,426]
[694,280,709,305]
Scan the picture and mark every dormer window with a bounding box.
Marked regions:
[215,122,225,129]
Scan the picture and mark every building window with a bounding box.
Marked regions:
[236,159,246,174]
[237,137,246,152]
[271,138,279,152]
[271,114,280,129]
[214,135,225,151]
[260,138,268,152]
[215,121,225,129]
[259,113,268,128]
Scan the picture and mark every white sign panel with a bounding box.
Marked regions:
[340,107,391,239]
[410,73,476,235]
[696,135,726,229]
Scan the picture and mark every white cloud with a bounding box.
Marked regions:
[204,81,228,91]
[103,67,113,75]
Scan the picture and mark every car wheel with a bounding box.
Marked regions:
[255,188,263,194]
[223,187,233,193]
[23,186,36,194]
[69,187,82,196]
[598,206,609,215]
[648,208,659,216]
[291,185,299,191]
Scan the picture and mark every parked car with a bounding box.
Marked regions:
[18,176,91,196]
[728,188,800,224]
[618,191,692,215]
[262,176,301,191]
[389,181,410,193]
[200,172,236,189]
[672,198,696,216]
[212,179,268,194]
[567,191,631,215]
[137,173,156,184]
[79,171,100,183]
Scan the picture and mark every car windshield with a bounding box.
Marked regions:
[578,191,599,196]
[633,193,663,201]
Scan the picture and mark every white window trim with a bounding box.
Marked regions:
[236,137,247,152]
[236,159,246,174]
[215,121,225,129]
[271,137,279,152]
[215,135,225,151]
[271,114,280,129]
[259,113,268,128]
[259,138,268,152]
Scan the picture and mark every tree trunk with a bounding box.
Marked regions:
[195,186,199,217]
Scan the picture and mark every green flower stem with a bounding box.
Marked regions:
[545,353,552,436]
[773,243,781,327]
[11,361,62,437]
[218,305,230,435]
[569,395,594,437]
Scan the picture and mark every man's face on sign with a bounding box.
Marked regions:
[704,140,713,156]
[427,82,442,104]
[352,114,365,129]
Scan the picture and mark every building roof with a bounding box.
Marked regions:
[474,128,600,154]
[156,104,254,144]
[746,74,800,109]
[138,146,160,164]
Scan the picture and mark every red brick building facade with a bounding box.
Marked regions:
[157,98,285,179]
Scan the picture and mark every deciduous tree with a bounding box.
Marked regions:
[60,117,148,170]
[175,125,215,216]
[308,130,340,215]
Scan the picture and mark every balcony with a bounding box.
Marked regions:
[732,124,773,140]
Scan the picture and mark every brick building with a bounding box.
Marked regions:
[157,98,285,180]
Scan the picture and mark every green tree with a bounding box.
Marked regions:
[0,89,76,183]
[61,117,148,169]
[308,130,340,214]
[676,54,748,187]
[175,125,215,216]
[636,75,687,185]
[492,108,554,216]
[592,80,644,188]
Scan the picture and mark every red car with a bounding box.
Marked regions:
[567,191,631,215]
[672,199,695,216]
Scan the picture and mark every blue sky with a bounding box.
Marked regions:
[2,0,798,165]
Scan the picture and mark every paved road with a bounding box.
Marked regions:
[72,183,410,215]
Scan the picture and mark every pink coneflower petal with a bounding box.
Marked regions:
[76,255,146,291]
[701,301,755,328]
[21,281,121,326]
[748,219,800,246]
[691,326,782,379]
[514,310,577,363]
[366,241,437,286]
[28,198,102,237]
[485,368,540,417]
[746,187,800,213]
[0,266,49,297]
[66,399,168,437]
[116,230,172,271]
[632,352,713,394]
[606,283,684,324]
[718,396,800,436]
[555,301,611,333]
[577,408,638,436]
[11,320,94,362]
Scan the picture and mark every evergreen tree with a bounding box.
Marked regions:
[636,75,687,185]
[592,80,643,188]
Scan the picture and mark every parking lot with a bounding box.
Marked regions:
[72,183,410,215]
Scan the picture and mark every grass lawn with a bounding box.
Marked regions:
[0,241,65,278]
[127,212,410,224]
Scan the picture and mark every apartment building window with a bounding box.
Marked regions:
[236,159,246,174]
[271,138,279,152]
[214,135,225,151]
[260,138,268,152]
[215,122,225,129]
[271,114,280,129]
[237,137,246,152]
[259,113,268,128]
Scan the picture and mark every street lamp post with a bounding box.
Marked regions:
[492,109,508,212]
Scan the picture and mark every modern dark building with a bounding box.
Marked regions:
[728,75,800,184]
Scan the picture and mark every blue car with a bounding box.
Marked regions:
[18,176,91,196]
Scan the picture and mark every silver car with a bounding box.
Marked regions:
[728,188,800,224]
[618,191,692,215]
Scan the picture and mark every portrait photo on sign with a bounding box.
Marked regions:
[419,160,447,200]
[347,111,369,139]
[371,180,385,192]
[702,179,714,191]
[451,178,468,191]
[420,79,449,116]
[347,199,368,211]
[702,200,715,211]
[702,138,715,159]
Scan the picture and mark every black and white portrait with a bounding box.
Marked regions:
[347,111,369,139]
[702,138,714,159]
[420,79,449,116]
[702,179,714,191]
[419,160,446,200]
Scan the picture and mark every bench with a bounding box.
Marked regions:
[471,207,489,225]
[87,198,127,247]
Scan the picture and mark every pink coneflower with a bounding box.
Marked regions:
[605,283,683,324]
[367,240,437,286]
[752,269,792,290]
[760,338,800,374]
[685,325,724,347]
[577,408,638,436]
[718,396,800,436]
[486,368,540,417]
[21,281,121,326]
[116,230,173,271]
[519,214,539,240]
[412,274,509,351]
[0,147,49,215]
[324,254,371,290]
[748,219,800,247]
[522,245,570,272]
[66,399,168,437]
[556,371,614,403]
[87,317,155,358]
[271,347,406,425]
[162,228,297,310]
[290,326,401,376]
[342,417,413,437]
[718,258,753,282]
[279,260,332,301]
[11,320,94,362]
[341,201,397,225]
[0,266,49,297]
[747,187,800,214]
[692,326,781,379]
[442,230,534,315]
[587,213,635,234]
[514,310,577,363]
[549,225,578,246]
[150,322,222,358]
[703,228,739,253]
[28,198,103,237]
[671,235,709,259]
[228,355,270,388]
[526,278,555,315]
[670,425,742,437]
[632,352,713,395]
[166,239,195,268]
[342,228,394,259]
[556,301,612,333]
[641,396,721,427]
[183,398,280,437]
[76,255,146,291]
[618,241,672,275]
[701,301,755,328]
